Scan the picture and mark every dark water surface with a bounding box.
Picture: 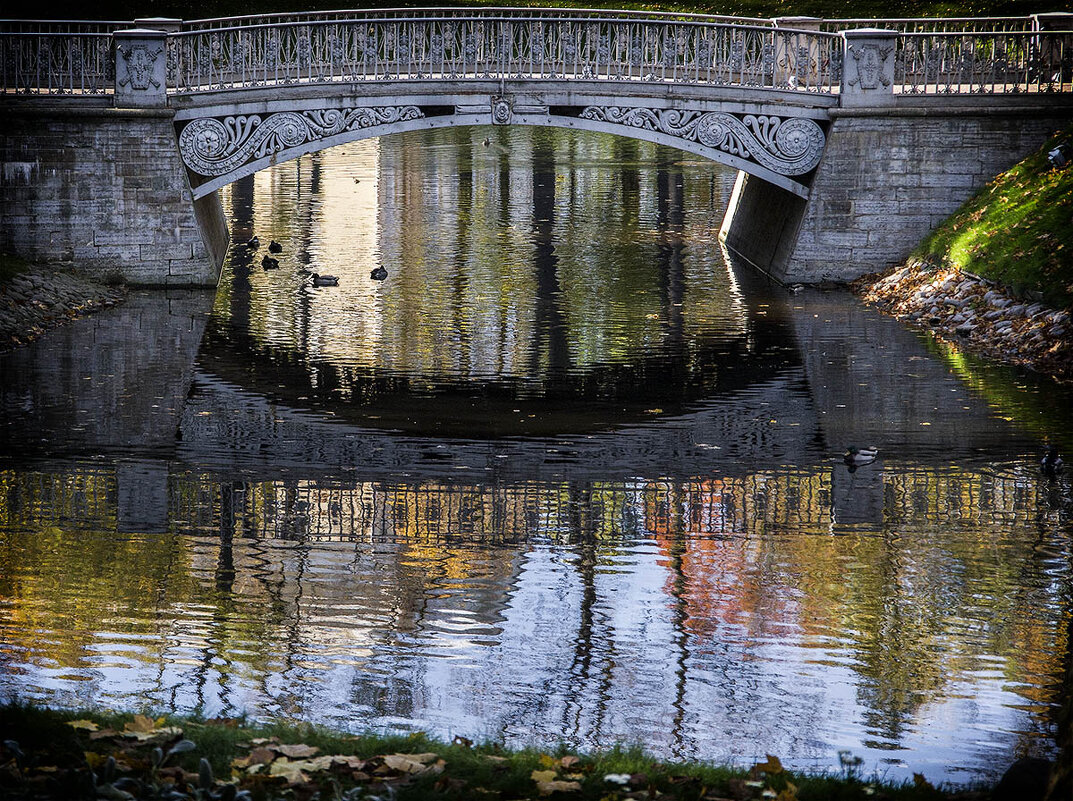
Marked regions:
[2,127,1072,785]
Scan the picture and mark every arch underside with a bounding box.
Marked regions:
[176,93,830,200]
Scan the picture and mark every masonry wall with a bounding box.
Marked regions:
[787,108,1069,283]
[0,105,227,286]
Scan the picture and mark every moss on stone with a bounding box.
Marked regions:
[914,125,1073,310]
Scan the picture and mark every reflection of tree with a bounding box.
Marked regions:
[1,462,1068,759]
[530,137,569,378]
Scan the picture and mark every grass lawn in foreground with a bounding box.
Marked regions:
[0,704,987,800]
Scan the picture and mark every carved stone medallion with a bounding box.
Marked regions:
[848,44,893,90]
[118,44,162,90]
[491,96,513,125]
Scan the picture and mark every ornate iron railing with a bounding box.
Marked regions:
[0,19,132,33]
[168,15,842,94]
[896,30,1073,93]
[820,17,1038,34]
[0,32,114,94]
[1,11,1071,98]
[182,8,775,32]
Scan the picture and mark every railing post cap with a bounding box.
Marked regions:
[114,28,170,38]
[842,28,898,38]
[134,17,183,32]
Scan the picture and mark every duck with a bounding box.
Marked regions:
[310,273,339,287]
[1041,445,1064,478]
[246,236,260,249]
[261,255,279,270]
[482,137,490,147]
[268,240,283,254]
[370,266,388,281]
[844,446,878,472]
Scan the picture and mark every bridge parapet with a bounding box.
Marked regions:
[1,11,1070,101]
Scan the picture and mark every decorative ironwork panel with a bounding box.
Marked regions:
[167,16,842,95]
[579,105,826,176]
[1,32,113,94]
[178,106,425,176]
[896,31,1072,93]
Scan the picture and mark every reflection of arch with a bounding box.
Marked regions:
[176,92,829,200]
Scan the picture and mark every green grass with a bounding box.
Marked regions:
[0,703,980,800]
[914,125,1073,310]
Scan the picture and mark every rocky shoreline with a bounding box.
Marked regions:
[853,259,1073,383]
[0,269,126,352]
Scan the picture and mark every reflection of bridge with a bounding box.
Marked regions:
[1,10,1071,285]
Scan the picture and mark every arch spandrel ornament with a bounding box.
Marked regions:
[177,98,827,199]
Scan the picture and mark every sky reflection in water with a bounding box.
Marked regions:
[0,126,1071,786]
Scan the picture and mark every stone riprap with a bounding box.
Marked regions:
[0,270,125,351]
[855,260,1073,382]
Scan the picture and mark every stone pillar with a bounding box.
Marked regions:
[113,28,169,109]
[773,17,823,89]
[840,28,897,108]
[1032,13,1073,86]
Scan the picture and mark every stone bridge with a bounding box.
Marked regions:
[1,9,1071,285]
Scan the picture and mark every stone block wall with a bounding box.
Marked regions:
[788,108,1071,283]
[0,105,227,286]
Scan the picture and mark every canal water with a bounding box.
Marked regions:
[1,126,1071,786]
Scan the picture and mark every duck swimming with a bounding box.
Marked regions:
[246,236,260,249]
[370,266,388,281]
[261,255,279,269]
[844,446,878,472]
[1041,445,1064,478]
[310,273,339,287]
[268,240,283,254]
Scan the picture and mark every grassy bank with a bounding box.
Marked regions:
[0,704,986,800]
[913,124,1073,311]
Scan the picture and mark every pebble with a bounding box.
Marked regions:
[1,268,125,352]
[855,259,1072,382]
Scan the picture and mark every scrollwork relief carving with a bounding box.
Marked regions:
[579,106,825,176]
[179,106,425,176]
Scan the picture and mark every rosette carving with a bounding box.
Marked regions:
[579,106,825,176]
[179,106,425,177]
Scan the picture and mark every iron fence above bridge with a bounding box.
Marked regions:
[0,9,1071,98]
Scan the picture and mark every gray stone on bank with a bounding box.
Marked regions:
[855,258,1073,382]
[0,267,125,351]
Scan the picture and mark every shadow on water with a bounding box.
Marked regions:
[0,125,1071,786]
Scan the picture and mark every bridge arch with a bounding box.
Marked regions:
[175,88,832,200]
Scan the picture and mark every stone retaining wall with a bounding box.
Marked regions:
[0,105,227,287]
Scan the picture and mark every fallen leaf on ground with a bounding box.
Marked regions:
[66,720,98,732]
[271,743,319,759]
[383,753,444,775]
[754,755,784,775]
[536,779,582,795]
[560,755,580,769]
[123,715,158,733]
[232,747,276,769]
[531,769,558,783]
